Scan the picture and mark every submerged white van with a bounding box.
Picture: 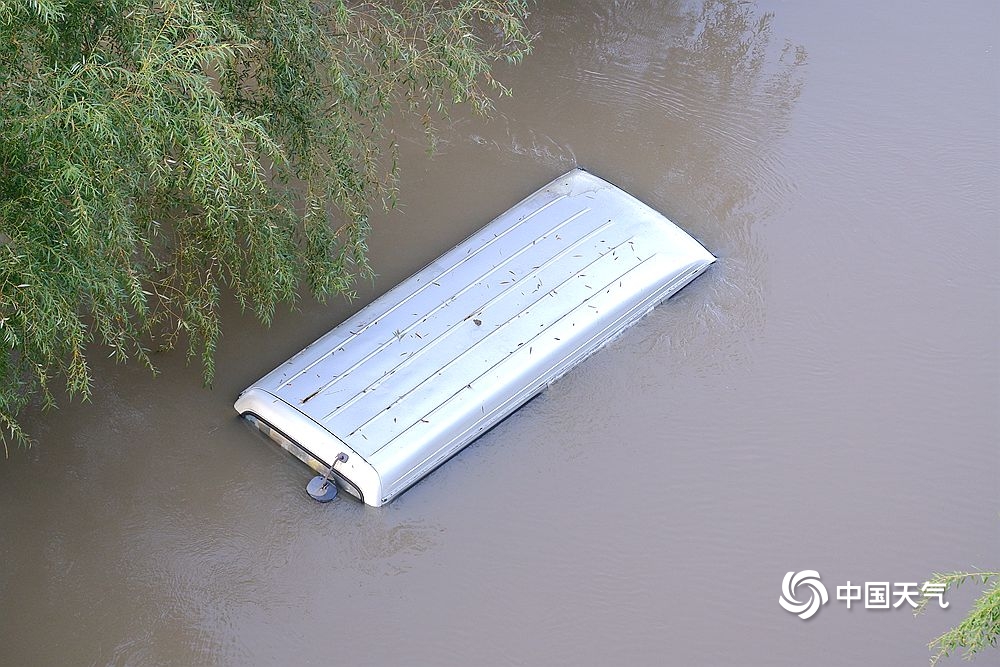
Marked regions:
[235,169,715,505]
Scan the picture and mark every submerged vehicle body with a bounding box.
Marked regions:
[235,169,715,505]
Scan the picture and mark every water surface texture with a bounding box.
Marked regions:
[2,2,997,665]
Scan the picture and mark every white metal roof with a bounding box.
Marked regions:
[236,169,715,505]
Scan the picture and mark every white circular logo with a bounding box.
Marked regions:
[779,570,829,620]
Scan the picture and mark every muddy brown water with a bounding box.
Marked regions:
[2,2,997,665]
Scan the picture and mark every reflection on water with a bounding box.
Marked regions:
[467,0,807,373]
[3,1,998,665]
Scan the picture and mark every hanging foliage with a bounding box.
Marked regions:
[0,0,533,449]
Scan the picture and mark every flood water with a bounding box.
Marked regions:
[2,2,997,665]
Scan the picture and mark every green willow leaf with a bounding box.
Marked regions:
[0,0,533,449]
